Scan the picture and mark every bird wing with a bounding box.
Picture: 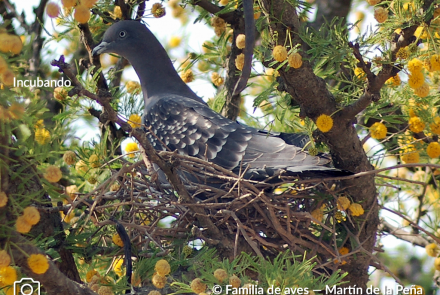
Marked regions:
[143,94,330,173]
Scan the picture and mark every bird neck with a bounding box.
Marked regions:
[126,32,204,109]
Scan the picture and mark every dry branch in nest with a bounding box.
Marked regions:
[67,150,366,276]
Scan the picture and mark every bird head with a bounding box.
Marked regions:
[92,20,148,57]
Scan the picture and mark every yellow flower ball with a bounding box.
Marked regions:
[8,103,24,120]
[414,83,430,98]
[89,154,100,168]
[211,72,224,86]
[63,151,77,165]
[169,36,182,48]
[112,233,124,247]
[435,257,440,271]
[155,259,171,276]
[430,54,440,71]
[396,46,409,60]
[316,114,333,133]
[311,208,324,221]
[126,81,141,94]
[374,7,388,23]
[34,119,44,129]
[112,6,122,19]
[54,87,68,101]
[16,215,32,234]
[219,0,229,5]
[172,6,184,18]
[35,128,50,145]
[408,58,423,73]
[349,203,364,216]
[385,74,401,86]
[86,269,100,282]
[401,151,420,164]
[44,165,62,183]
[75,159,88,173]
[425,243,439,257]
[98,286,114,295]
[74,5,91,24]
[125,142,139,158]
[0,250,11,268]
[23,206,40,226]
[0,191,8,208]
[211,16,226,28]
[254,9,261,19]
[337,196,350,211]
[1,69,15,86]
[152,273,167,288]
[46,2,60,18]
[408,71,425,89]
[354,67,365,79]
[191,278,207,293]
[235,53,245,70]
[181,69,195,83]
[0,266,17,285]
[110,183,120,192]
[370,122,387,139]
[128,114,142,129]
[0,56,7,74]
[430,117,440,135]
[409,116,425,133]
[152,3,166,18]
[28,254,49,274]
[80,0,97,9]
[229,275,241,288]
[339,247,349,255]
[288,52,302,69]
[427,142,440,158]
[148,291,161,295]
[272,45,288,62]
[214,268,228,282]
[9,35,22,55]
[62,0,77,9]
[66,185,79,200]
[236,34,246,49]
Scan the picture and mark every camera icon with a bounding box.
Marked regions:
[13,278,40,295]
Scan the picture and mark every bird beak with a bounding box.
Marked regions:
[92,41,110,56]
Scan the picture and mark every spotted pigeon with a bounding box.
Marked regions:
[92,20,346,185]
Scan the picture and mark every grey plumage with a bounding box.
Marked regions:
[92,20,348,184]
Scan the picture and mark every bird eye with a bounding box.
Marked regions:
[119,31,127,38]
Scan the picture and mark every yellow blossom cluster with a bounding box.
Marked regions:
[316,114,333,133]
[235,53,245,70]
[191,278,207,293]
[44,165,62,183]
[348,203,364,216]
[214,269,228,282]
[369,122,387,139]
[151,3,166,18]
[15,206,41,234]
[28,253,49,274]
[128,114,142,129]
[151,259,171,289]
[0,191,8,208]
[181,69,195,83]
[211,16,227,37]
[272,45,288,62]
[211,72,224,86]
[169,0,188,23]
[374,7,388,23]
[407,58,430,97]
